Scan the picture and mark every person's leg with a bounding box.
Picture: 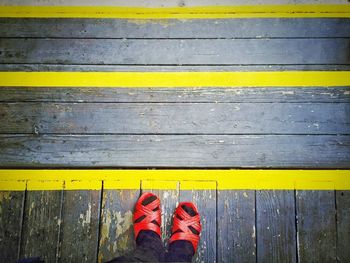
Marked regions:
[166,202,201,263]
[107,192,165,263]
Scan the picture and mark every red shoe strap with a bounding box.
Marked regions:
[170,204,201,252]
[134,194,161,239]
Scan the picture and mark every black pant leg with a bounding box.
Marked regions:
[165,240,194,263]
[107,230,165,263]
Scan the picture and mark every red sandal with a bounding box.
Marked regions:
[133,192,162,240]
[169,202,201,252]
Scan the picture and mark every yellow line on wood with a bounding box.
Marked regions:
[27,180,64,191]
[0,180,26,191]
[0,170,349,190]
[1,71,349,88]
[0,5,349,18]
[142,180,179,190]
[104,180,140,190]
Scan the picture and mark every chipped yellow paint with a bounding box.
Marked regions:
[0,5,349,19]
[65,180,102,190]
[115,210,133,239]
[0,191,11,202]
[0,170,349,190]
[1,71,350,88]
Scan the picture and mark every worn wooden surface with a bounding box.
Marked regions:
[336,190,350,262]
[0,187,348,262]
[0,191,24,262]
[98,189,139,263]
[256,190,296,263]
[0,135,349,168]
[1,102,348,134]
[1,18,349,38]
[20,190,62,263]
[1,38,349,65]
[2,64,350,72]
[0,87,349,103]
[59,190,101,262]
[180,185,217,263]
[296,190,337,262]
[217,190,256,263]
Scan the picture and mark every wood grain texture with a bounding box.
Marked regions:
[98,189,140,263]
[59,190,101,263]
[0,191,24,262]
[1,102,348,135]
[0,38,348,65]
[0,87,349,103]
[256,190,296,263]
[180,187,216,263]
[2,64,350,72]
[296,190,336,262]
[336,190,350,262]
[0,135,349,168]
[142,181,179,246]
[20,190,62,263]
[217,190,256,263]
[1,18,349,38]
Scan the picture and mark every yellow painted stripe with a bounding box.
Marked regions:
[27,180,64,190]
[180,181,217,190]
[0,170,349,190]
[65,180,102,190]
[0,180,26,191]
[142,180,179,190]
[104,180,140,190]
[0,5,349,18]
[1,72,349,88]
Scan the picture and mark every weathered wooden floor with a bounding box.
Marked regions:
[1,186,350,263]
[0,14,349,263]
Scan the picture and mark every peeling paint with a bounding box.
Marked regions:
[0,192,11,202]
[79,203,92,227]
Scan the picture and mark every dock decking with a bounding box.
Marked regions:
[0,8,349,263]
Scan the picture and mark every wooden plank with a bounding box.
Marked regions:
[1,102,348,134]
[0,135,349,168]
[0,191,24,262]
[296,190,336,262]
[20,190,62,262]
[0,38,348,65]
[336,190,350,262]
[217,190,256,263]
[0,18,349,38]
[98,189,140,263]
[0,87,349,103]
[2,64,350,72]
[256,190,296,263]
[180,183,216,263]
[0,86,349,102]
[59,190,101,262]
[142,181,179,246]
